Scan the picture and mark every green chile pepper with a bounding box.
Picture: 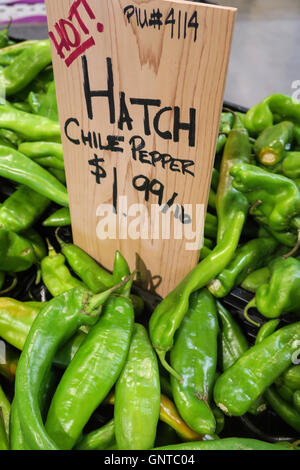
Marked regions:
[42,207,71,227]
[41,244,87,297]
[255,319,280,346]
[15,285,120,450]
[29,81,58,122]
[244,101,274,136]
[0,409,8,450]
[282,365,300,391]
[241,266,270,292]
[0,185,50,233]
[34,156,64,170]
[293,390,300,414]
[0,298,44,350]
[0,385,10,440]
[170,289,218,435]
[281,151,300,179]
[230,163,300,234]
[254,121,294,167]
[45,294,134,450]
[114,323,160,450]
[0,146,68,206]
[0,229,36,272]
[208,237,278,298]
[22,228,47,261]
[58,237,114,293]
[1,40,52,96]
[246,257,300,319]
[18,142,63,161]
[217,301,248,372]
[149,129,251,379]
[0,101,61,142]
[214,321,300,416]
[264,386,300,433]
[154,438,293,451]
[75,419,116,451]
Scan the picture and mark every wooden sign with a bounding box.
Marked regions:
[45,0,236,297]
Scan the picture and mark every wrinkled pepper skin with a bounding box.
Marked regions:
[170,290,218,435]
[114,324,160,450]
[0,185,50,233]
[2,40,52,96]
[59,239,114,293]
[244,101,274,136]
[0,229,36,272]
[14,287,114,450]
[0,146,68,206]
[154,438,293,451]
[230,162,300,233]
[208,237,278,298]
[254,121,294,167]
[282,151,300,179]
[149,129,251,378]
[217,301,248,372]
[45,295,134,450]
[254,257,300,318]
[214,321,300,416]
[41,246,86,297]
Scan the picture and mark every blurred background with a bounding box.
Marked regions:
[0,0,299,108]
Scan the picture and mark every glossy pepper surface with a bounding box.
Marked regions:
[170,289,218,435]
[45,294,134,450]
[14,286,119,450]
[1,40,52,96]
[0,229,36,272]
[208,237,277,298]
[0,185,50,233]
[254,121,294,167]
[214,321,300,416]
[249,257,300,318]
[114,323,160,450]
[0,146,68,206]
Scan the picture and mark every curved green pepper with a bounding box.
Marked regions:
[15,285,120,450]
[0,229,36,272]
[42,207,71,227]
[1,40,52,96]
[214,321,300,416]
[208,237,278,298]
[254,121,294,167]
[0,185,50,233]
[0,146,68,206]
[170,289,218,435]
[45,294,134,450]
[247,257,300,318]
[114,323,160,450]
[154,438,293,451]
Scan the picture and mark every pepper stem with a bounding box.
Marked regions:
[244,297,261,327]
[156,349,183,383]
[0,274,17,295]
[282,228,300,259]
[54,227,67,248]
[85,273,135,314]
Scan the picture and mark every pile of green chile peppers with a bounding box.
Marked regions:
[1,34,300,450]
